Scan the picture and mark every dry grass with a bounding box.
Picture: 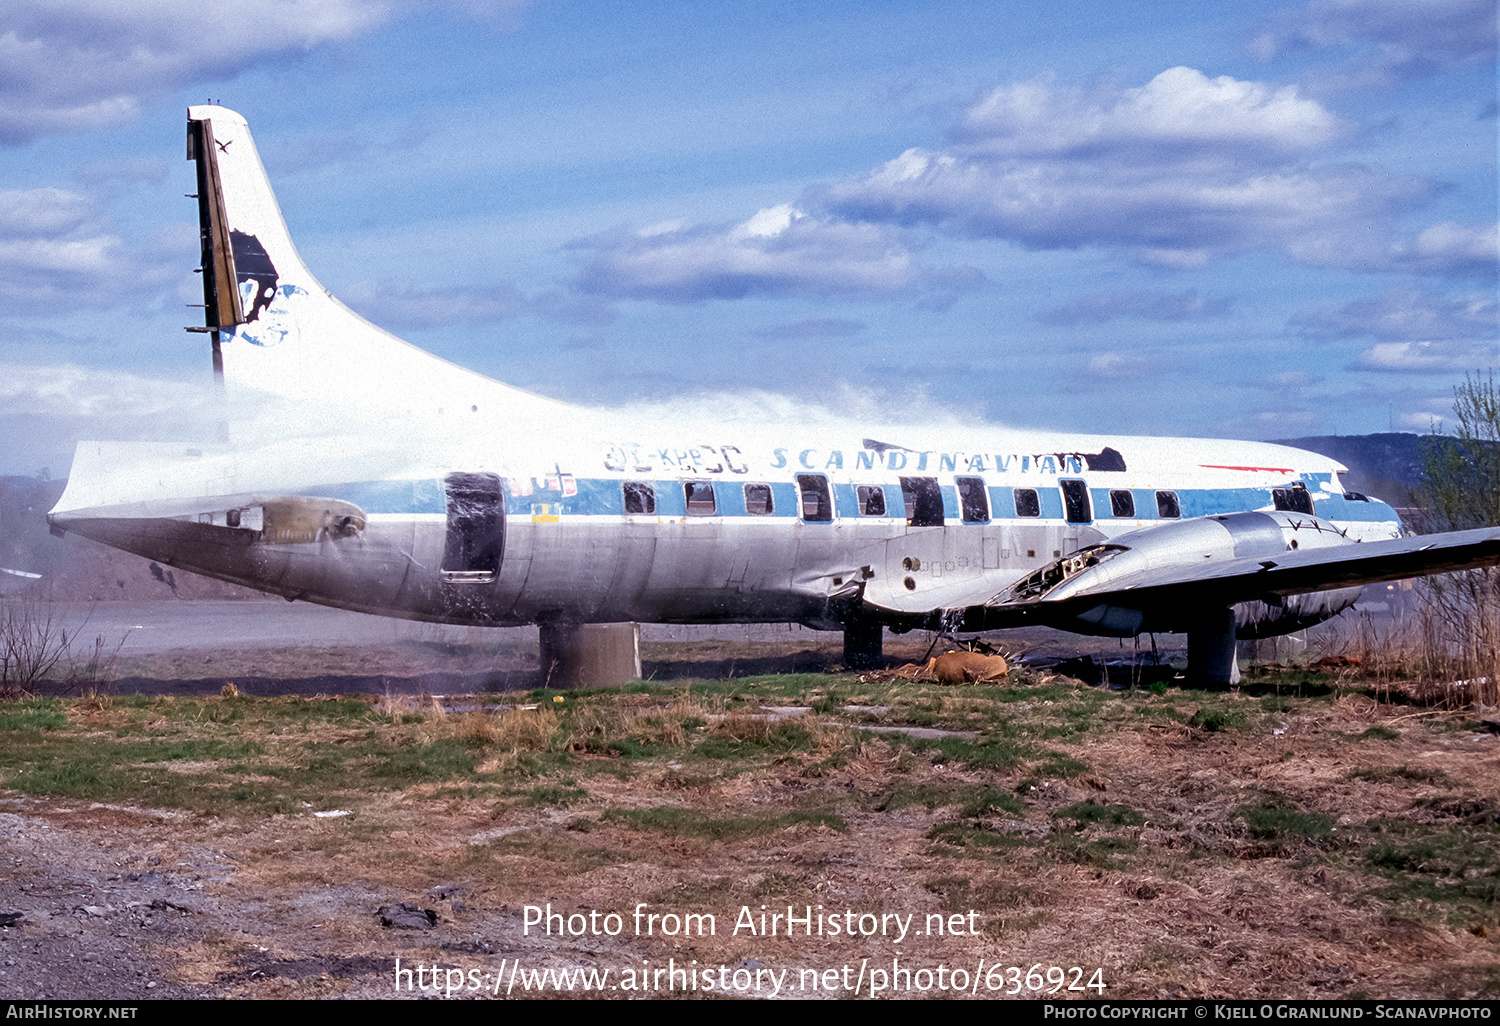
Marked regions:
[5,666,1499,999]
[1313,582,1500,712]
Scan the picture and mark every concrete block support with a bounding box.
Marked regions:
[1186,607,1240,687]
[539,622,642,688]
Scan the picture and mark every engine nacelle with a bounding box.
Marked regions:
[1009,511,1363,637]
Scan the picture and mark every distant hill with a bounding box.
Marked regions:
[0,475,66,578]
[1272,433,1432,507]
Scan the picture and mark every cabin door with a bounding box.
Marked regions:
[441,472,505,584]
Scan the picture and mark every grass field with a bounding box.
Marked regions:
[1,661,1496,999]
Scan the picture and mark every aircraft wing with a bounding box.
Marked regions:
[860,521,1500,635]
[1022,526,1500,609]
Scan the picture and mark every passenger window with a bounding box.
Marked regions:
[956,477,989,523]
[744,483,774,515]
[623,481,656,515]
[1156,490,1180,519]
[856,485,886,516]
[1110,489,1135,518]
[796,474,833,522]
[1273,484,1315,514]
[1060,480,1092,523]
[684,481,716,516]
[899,477,944,527]
[1014,488,1041,518]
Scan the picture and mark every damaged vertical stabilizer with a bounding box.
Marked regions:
[183,105,568,424]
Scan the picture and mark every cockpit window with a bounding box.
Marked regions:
[1273,484,1315,515]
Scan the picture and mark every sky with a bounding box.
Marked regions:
[0,0,1495,477]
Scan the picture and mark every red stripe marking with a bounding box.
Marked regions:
[1198,464,1296,474]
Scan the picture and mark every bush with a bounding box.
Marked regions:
[1417,372,1500,708]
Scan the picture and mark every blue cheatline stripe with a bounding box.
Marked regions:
[302,479,446,514]
[302,476,1400,528]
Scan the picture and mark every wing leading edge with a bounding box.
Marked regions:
[861,514,1500,645]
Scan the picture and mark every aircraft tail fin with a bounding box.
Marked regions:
[185,105,564,422]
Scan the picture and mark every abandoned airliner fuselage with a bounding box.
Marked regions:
[46,107,1500,685]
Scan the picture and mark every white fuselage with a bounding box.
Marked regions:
[49,419,1400,636]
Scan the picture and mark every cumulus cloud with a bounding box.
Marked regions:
[824,67,1425,267]
[1351,340,1499,373]
[956,66,1342,155]
[0,361,211,419]
[1040,288,1231,326]
[0,1,524,144]
[0,1,392,143]
[1395,408,1454,432]
[1294,287,1498,341]
[0,187,176,312]
[572,203,981,304]
[1385,222,1499,277]
[1250,0,1497,90]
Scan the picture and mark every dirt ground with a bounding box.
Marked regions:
[0,637,1496,1001]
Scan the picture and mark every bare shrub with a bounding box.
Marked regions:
[0,598,124,699]
[1408,574,1500,708]
[0,597,72,697]
[1415,372,1500,710]
[70,631,126,694]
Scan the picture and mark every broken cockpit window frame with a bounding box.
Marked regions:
[1014,488,1041,518]
[1110,489,1135,518]
[1273,483,1316,515]
[797,474,833,522]
[856,485,886,517]
[899,477,944,527]
[956,477,989,523]
[623,481,656,515]
[1156,490,1180,519]
[685,481,717,516]
[744,483,774,515]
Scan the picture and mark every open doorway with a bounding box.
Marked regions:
[441,472,504,584]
